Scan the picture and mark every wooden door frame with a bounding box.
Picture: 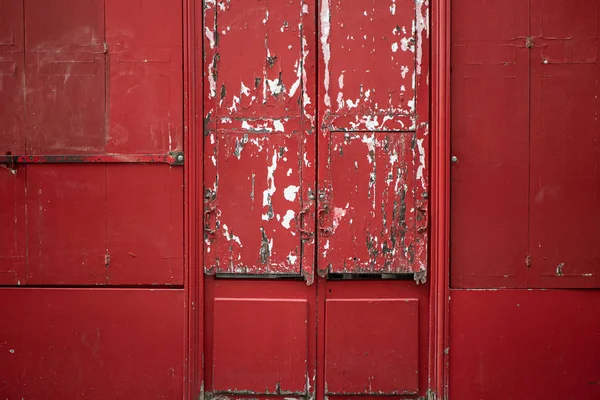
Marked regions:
[429,0,451,398]
[182,0,452,398]
[183,0,203,398]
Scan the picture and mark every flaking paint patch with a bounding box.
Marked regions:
[284,185,300,202]
[282,209,295,229]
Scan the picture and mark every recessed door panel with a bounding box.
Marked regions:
[321,131,424,274]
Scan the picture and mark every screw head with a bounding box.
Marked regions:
[451,155,458,163]
[177,154,184,162]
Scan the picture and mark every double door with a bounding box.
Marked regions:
[202,0,430,398]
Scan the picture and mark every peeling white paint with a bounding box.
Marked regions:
[273,120,285,132]
[208,56,217,98]
[262,152,278,220]
[416,0,429,75]
[222,224,242,246]
[241,82,250,96]
[284,185,300,202]
[288,253,298,265]
[282,209,295,229]
[303,152,312,167]
[205,27,215,49]
[391,43,399,52]
[390,0,396,15]
[229,95,240,113]
[415,137,426,188]
[287,168,293,176]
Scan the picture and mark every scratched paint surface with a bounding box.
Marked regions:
[203,0,315,278]
[318,0,429,279]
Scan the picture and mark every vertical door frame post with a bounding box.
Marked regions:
[429,0,451,398]
[184,0,204,398]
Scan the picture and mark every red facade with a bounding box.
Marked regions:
[1,0,599,399]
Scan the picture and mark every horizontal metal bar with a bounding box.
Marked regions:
[0,151,184,166]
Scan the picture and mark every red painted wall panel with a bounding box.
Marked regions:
[24,0,106,154]
[450,0,530,288]
[449,289,600,400]
[0,164,183,286]
[529,0,600,288]
[0,288,185,399]
[451,0,600,289]
[105,0,183,154]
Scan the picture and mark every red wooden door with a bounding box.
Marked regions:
[202,0,430,398]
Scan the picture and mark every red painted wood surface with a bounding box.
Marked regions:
[449,289,600,400]
[451,0,600,288]
[318,0,429,279]
[202,0,316,281]
[0,288,185,399]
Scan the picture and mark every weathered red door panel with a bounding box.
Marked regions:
[318,0,429,280]
[325,0,418,118]
[207,131,303,275]
[203,0,316,279]
[321,131,423,274]
[24,0,106,154]
[529,0,600,288]
[450,0,530,288]
[325,298,419,395]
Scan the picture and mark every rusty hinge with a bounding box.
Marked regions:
[525,36,534,49]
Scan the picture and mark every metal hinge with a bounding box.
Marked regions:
[525,255,532,267]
